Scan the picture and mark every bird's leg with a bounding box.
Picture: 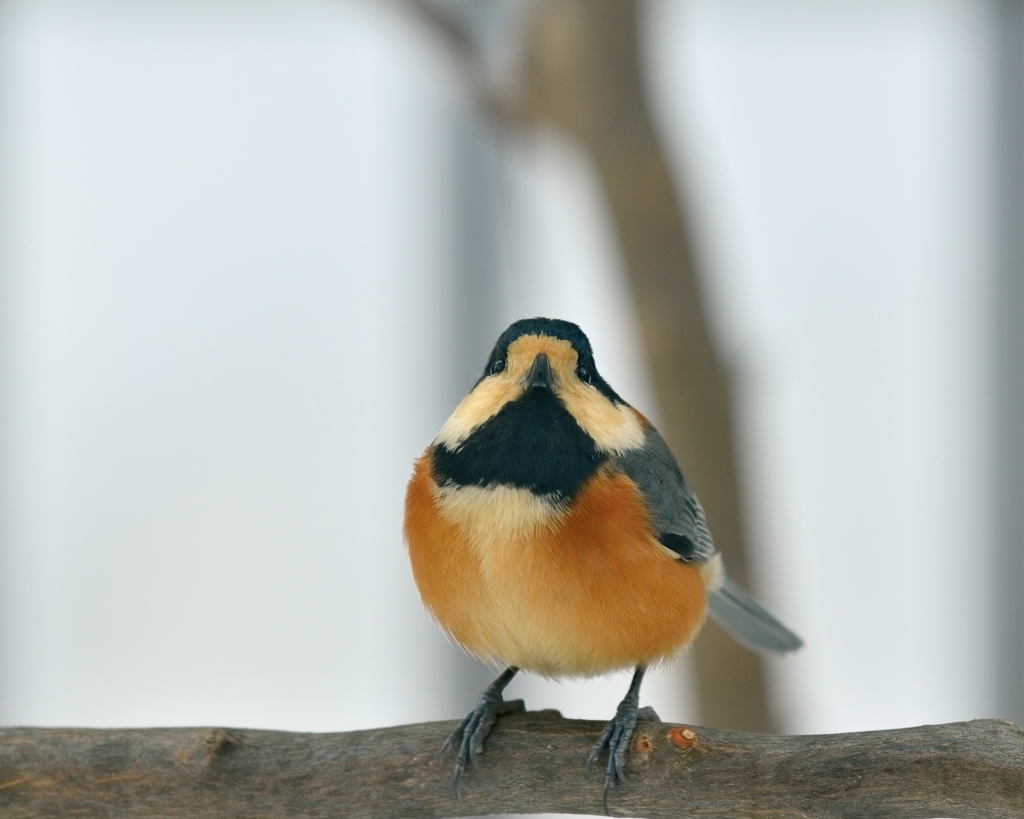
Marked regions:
[587,665,651,812]
[442,666,524,796]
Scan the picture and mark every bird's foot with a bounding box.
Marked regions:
[587,698,659,813]
[442,676,525,797]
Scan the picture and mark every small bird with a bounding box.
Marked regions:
[404,317,801,803]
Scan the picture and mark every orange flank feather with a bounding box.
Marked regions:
[404,451,708,677]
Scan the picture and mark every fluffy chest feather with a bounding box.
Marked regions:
[432,482,567,582]
[404,455,708,676]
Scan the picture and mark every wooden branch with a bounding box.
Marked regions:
[2,713,1022,818]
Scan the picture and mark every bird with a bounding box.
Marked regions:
[404,316,802,805]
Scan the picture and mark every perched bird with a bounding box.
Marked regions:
[404,317,801,802]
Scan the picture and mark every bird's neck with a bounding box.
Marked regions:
[431,390,606,501]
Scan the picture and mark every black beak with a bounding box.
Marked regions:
[527,353,552,390]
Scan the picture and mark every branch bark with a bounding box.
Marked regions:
[2,714,1022,818]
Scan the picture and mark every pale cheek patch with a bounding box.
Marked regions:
[508,335,644,454]
[434,377,523,449]
[559,388,645,454]
[433,332,644,455]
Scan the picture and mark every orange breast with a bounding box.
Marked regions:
[404,452,708,676]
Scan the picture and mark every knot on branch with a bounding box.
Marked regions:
[205,728,241,760]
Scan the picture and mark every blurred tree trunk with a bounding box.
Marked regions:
[519,0,773,733]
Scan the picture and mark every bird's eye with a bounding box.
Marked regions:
[489,358,506,375]
[576,365,591,384]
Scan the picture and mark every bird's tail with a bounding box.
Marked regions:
[707,578,803,654]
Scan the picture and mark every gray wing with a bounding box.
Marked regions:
[616,425,803,654]
[615,426,715,563]
[708,578,803,653]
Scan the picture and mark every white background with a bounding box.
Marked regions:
[0,0,998,739]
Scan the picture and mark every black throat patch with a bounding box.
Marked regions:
[432,388,606,500]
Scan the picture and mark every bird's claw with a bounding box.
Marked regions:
[588,698,658,814]
[443,690,525,797]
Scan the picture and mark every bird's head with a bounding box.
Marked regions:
[434,318,645,459]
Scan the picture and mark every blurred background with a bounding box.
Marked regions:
[0,0,1020,754]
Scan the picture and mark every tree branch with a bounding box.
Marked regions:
[2,714,1022,818]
